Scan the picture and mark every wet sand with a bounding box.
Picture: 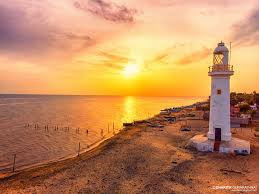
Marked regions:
[0,118,258,193]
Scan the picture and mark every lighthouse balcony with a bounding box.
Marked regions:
[208,64,234,76]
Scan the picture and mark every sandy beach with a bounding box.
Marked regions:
[0,115,258,193]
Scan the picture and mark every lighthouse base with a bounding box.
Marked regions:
[187,134,250,155]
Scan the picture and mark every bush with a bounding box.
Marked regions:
[248,110,257,118]
[196,105,209,111]
[230,92,257,106]
[239,103,251,113]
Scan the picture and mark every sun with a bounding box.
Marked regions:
[123,63,140,77]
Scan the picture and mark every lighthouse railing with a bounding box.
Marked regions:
[208,64,233,73]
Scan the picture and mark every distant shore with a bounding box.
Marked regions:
[0,105,258,193]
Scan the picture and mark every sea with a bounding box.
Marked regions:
[0,94,206,174]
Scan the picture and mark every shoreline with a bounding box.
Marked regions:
[0,127,120,180]
[0,127,130,183]
[0,99,205,178]
[0,101,203,179]
[0,102,258,193]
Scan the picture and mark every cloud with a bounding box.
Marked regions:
[143,44,185,70]
[74,0,137,23]
[231,8,259,46]
[143,48,173,70]
[175,47,211,65]
[147,0,244,7]
[94,50,133,71]
[0,3,94,63]
[64,33,92,41]
[98,51,133,64]
[0,4,51,54]
[61,32,95,51]
[76,49,130,73]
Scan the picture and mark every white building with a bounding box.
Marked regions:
[250,104,257,111]
[207,42,234,141]
[188,42,250,154]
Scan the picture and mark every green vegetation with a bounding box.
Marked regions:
[197,92,258,115]
[196,104,210,111]
[239,103,251,113]
[230,91,258,116]
[248,109,257,117]
[230,91,258,106]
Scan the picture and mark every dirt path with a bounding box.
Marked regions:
[0,120,258,193]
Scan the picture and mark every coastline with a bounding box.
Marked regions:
[0,127,119,179]
[0,101,202,179]
[0,103,258,193]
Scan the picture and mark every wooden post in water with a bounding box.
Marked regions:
[113,122,115,134]
[100,128,103,138]
[78,142,81,157]
[12,154,16,173]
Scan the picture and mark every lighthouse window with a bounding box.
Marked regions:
[217,89,222,95]
[214,53,224,65]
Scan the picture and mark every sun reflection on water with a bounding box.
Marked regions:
[122,96,137,123]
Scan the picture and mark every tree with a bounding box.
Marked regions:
[255,92,259,105]
[230,92,238,105]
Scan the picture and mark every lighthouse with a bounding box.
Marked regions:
[207,42,233,142]
[188,42,250,154]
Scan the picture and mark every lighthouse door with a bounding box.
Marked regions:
[214,128,221,151]
[215,128,221,141]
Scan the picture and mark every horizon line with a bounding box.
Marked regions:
[0,93,208,98]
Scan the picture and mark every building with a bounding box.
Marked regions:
[231,117,249,128]
[250,103,257,111]
[230,105,240,117]
[208,42,233,142]
[188,42,250,155]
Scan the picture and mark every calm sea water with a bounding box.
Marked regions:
[0,95,205,173]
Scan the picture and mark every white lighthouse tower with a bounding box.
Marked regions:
[207,42,233,142]
[188,42,250,154]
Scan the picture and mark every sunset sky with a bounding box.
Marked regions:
[0,0,258,96]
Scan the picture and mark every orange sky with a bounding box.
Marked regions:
[0,0,258,96]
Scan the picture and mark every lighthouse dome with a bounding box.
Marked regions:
[214,42,229,54]
[212,41,229,66]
